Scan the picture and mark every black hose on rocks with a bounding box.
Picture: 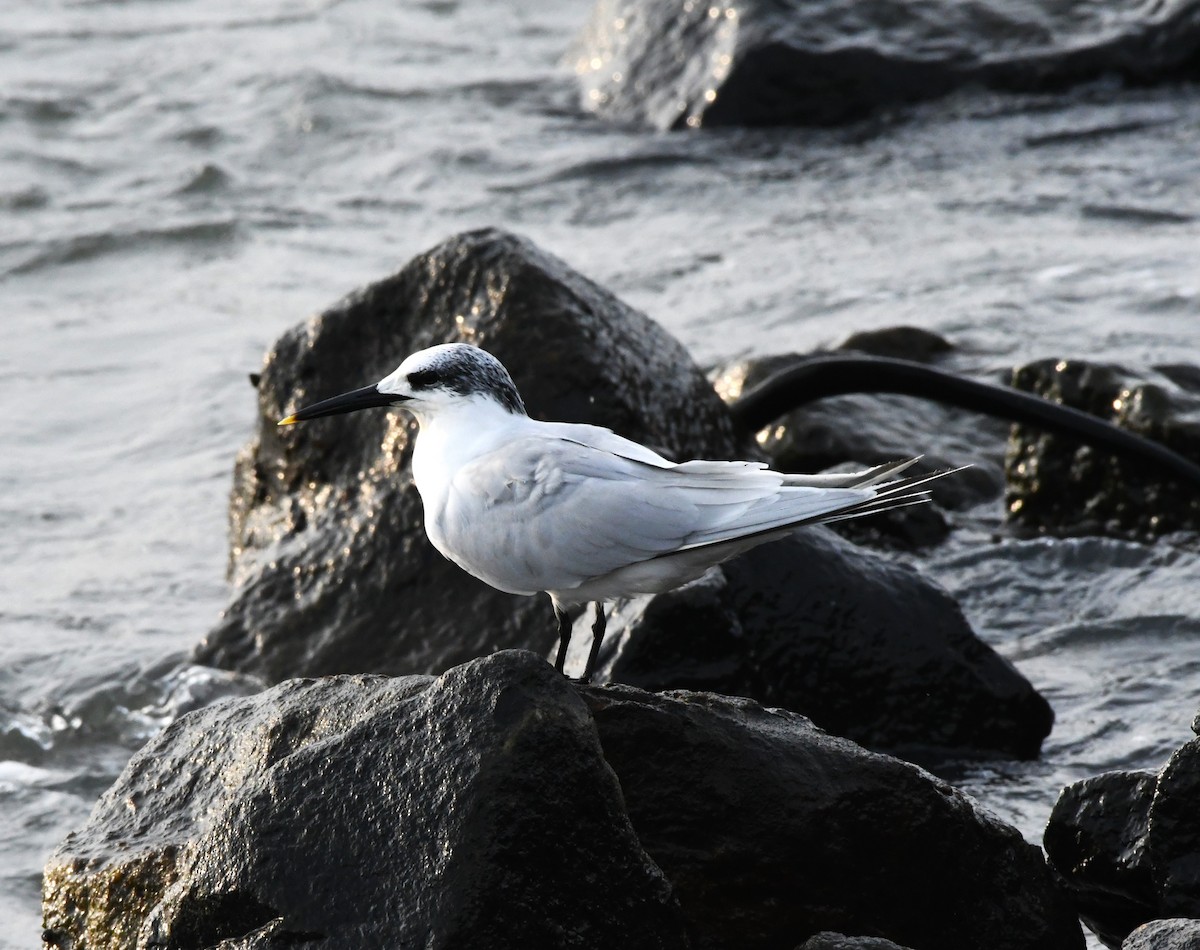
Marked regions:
[729,355,1200,487]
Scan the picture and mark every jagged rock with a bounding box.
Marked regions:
[1006,358,1200,537]
[1147,739,1200,916]
[835,327,956,364]
[1123,918,1200,950]
[1043,769,1159,945]
[585,684,1082,950]
[194,227,737,682]
[1046,723,1200,946]
[566,531,1054,762]
[41,651,688,950]
[572,0,1200,130]
[43,651,1082,950]
[799,933,916,950]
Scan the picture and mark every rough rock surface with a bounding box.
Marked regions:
[1043,769,1159,945]
[194,227,737,681]
[43,651,1082,950]
[572,0,1200,130]
[565,531,1054,762]
[41,651,688,950]
[1006,358,1200,538]
[799,933,916,950]
[587,685,1081,950]
[1046,720,1200,946]
[1123,918,1200,950]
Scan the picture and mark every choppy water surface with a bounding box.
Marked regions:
[3,0,1200,945]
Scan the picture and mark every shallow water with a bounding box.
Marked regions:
[4,0,1200,945]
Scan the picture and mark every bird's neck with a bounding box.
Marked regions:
[410,397,530,494]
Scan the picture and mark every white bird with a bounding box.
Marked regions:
[278,343,959,682]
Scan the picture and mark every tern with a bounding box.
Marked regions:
[278,343,959,682]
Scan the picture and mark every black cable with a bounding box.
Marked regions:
[729,355,1200,487]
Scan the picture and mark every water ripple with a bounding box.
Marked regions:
[4,218,240,276]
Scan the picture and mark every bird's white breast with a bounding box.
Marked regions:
[410,401,548,593]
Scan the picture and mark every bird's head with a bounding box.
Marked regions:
[277,343,527,427]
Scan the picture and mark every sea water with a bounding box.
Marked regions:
[4,1,1200,945]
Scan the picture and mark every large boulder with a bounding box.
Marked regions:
[194,227,737,681]
[1045,716,1200,946]
[1043,770,1159,945]
[572,0,1200,130]
[41,652,688,950]
[1006,359,1200,538]
[587,684,1082,950]
[1123,918,1200,950]
[43,651,1082,950]
[565,532,1054,762]
[799,936,915,950]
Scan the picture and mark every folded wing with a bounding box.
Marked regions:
[439,436,949,597]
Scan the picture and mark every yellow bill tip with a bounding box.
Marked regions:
[277,414,298,427]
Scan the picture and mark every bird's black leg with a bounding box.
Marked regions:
[580,602,606,684]
[553,602,572,674]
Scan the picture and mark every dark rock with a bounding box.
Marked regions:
[837,326,956,364]
[585,685,1084,950]
[799,933,916,950]
[194,227,737,682]
[1148,739,1200,917]
[1006,358,1200,538]
[1043,769,1159,946]
[1123,918,1200,950]
[572,0,1200,130]
[43,651,1081,950]
[41,651,689,950]
[1047,727,1200,946]
[570,531,1054,763]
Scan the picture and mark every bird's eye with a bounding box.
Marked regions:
[407,369,441,389]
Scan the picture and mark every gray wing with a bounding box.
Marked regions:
[437,436,876,596]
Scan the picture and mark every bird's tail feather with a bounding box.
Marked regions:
[813,465,970,525]
[779,456,922,489]
[664,462,967,559]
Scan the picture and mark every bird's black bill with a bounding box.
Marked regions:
[278,384,406,426]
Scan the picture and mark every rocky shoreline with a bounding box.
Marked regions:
[43,651,1080,950]
[42,228,1200,948]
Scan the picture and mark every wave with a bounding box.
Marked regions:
[3,217,239,278]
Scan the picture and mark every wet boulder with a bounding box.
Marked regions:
[1043,769,1159,945]
[1006,359,1200,538]
[584,684,1082,950]
[799,933,916,950]
[566,530,1053,763]
[194,227,737,682]
[1045,721,1200,946]
[572,0,1200,130]
[43,651,1082,950]
[801,935,912,950]
[41,651,688,950]
[1123,918,1200,950]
